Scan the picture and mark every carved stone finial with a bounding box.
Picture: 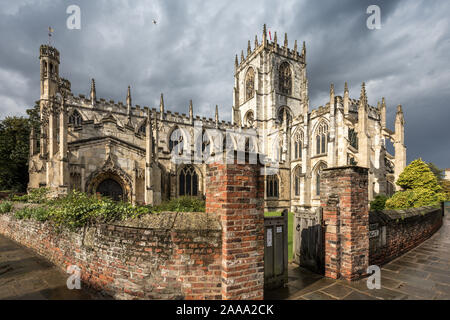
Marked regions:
[90,79,96,105]
[247,40,251,56]
[284,33,288,47]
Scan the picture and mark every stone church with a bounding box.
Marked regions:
[28,25,406,211]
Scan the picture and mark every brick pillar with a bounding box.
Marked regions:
[206,152,265,300]
[320,166,369,281]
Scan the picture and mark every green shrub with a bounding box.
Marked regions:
[11,194,28,202]
[370,195,388,212]
[386,187,446,209]
[150,196,205,213]
[387,158,447,209]
[0,201,13,214]
[27,188,50,204]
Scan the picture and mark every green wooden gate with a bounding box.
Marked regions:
[264,209,288,290]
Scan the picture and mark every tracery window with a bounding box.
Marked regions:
[179,165,199,196]
[349,128,358,150]
[315,122,329,155]
[195,130,211,159]
[293,131,303,160]
[315,163,327,196]
[169,127,184,155]
[277,107,292,123]
[245,68,255,100]
[69,110,82,126]
[139,122,146,135]
[294,166,302,197]
[266,175,279,198]
[279,62,292,95]
[244,110,255,127]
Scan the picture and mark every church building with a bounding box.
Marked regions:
[28,25,406,212]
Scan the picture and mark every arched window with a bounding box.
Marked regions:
[294,166,302,197]
[267,175,279,198]
[169,127,184,155]
[245,68,255,100]
[139,121,146,135]
[315,163,327,196]
[349,128,358,150]
[277,107,292,123]
[293,131,303,160]
[315,122,329,155]
[195,130,211,160]
[244,110,255,127]
[279,62,292,95]
[69,110,82,126]
[179,166,199,196]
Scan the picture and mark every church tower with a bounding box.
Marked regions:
[232,25,308,130]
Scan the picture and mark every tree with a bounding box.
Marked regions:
[0,116,31,191]
[427,162,444,182]
[386,158,447,209]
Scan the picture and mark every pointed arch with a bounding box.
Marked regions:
[313,161,328,197]
[69,109,83,126]
[245,67,255,101]
[293,165,302,197]
[177,164,202,197]
[313,119,329,155]
[277,106,292,123]
[266,174,280,198]
[279,61,292,95]
[293,129,304,160]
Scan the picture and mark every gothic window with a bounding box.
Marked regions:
[349,128,358,150]
[277,107,292,123]
[293,131,303,160]
[245,68,255,100]
[195,130,211,159]
[69,110,82,126]
[244,110,255,127]
[266,175,279,198]
[169,127,184,155]
[294,166,302,197]
[279,62,292,95]
[179,166,199,196]
[139,122,146,135]
[315,122,329,155]
[315,163,327,196]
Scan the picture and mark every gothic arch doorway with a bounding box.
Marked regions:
[97,178,124,201]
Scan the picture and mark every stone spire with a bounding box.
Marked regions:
[302,41,306,59]
[284,33,288,47]
[126,85,132,120]
[241,50,245,63]
[247,40,251,56]
[254,35,258,48]
[215,105,219,128]
[189,100,193,123]
[360,82,367,107]
[344,82,349,115]
[274,32,277,45]
[235,54,239,70]
[160,93,165,120]
[262,24,267,45]
[90,78,96,106]
[380,97,386,128]
[294,40,298,53]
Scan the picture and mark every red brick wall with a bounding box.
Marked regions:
[206,155,265,300]
[0,213,222,300]
[369,207,443,266]
[320,166,369,281]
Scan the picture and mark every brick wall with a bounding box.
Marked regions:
[0,211,222,300]
[320,166,369,281]
[369,206,443,266]
[206,152,265,300]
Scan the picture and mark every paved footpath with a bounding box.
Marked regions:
[267,212,450,300]
[0,235,95,300]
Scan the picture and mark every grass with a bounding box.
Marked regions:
[264,211,294,261]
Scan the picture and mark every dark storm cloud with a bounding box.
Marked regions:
[0,0,449,167]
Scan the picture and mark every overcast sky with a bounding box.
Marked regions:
[0,0,449,168]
